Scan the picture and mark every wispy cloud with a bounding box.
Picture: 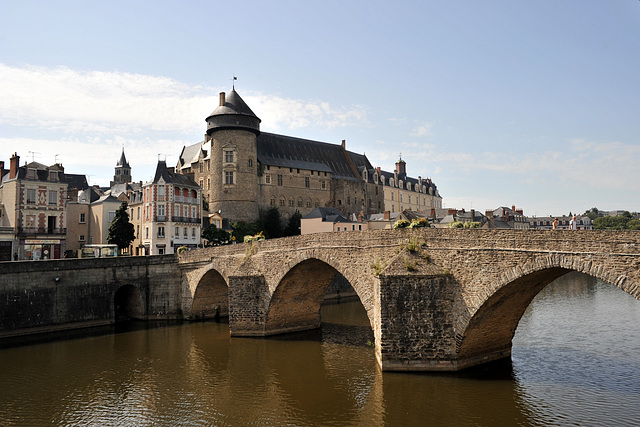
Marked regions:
[0,64,368,136]
[247,93,367,131]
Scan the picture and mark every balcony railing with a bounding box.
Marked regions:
[171,216,201,224]
[173,196,199,204]
[17,227,67,235]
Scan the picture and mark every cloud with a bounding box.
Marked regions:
[246,93,368,131]
[0,64,213,134]
[411,122,434,137]
[0,64,368,137]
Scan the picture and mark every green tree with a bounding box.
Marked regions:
[584,207,600,221]
[284,210,302,236]
[202,224,231,246]
[593,216,629,230]
[107,201,135,253]
[260,207,283,238]
[231,221,260,243]
[626,219,640,230]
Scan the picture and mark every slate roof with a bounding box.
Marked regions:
[257,132,366,180]
[116,149,130,167]
[153,160,199,187]
[303,207,350,223]
[207,89,259,120]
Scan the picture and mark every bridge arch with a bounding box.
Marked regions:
[265,257,375,335]
[457,254,640,363]
[114,284,145,321]
[192,269,229,319]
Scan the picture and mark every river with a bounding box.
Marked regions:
[0,272,639,426]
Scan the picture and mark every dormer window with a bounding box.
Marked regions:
[27,169,36,179]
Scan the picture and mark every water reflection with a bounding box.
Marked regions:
[0,272,638,426]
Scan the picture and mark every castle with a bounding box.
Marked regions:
[177,89,442,223]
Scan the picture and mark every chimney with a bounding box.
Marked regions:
[376,166,381,175]
[219,92,226,106]
[485,209,493,220]
[0,161,4,171]
[471,209,475,221]
[341,140,346,149]
[516,209,523,215]
[512,205,516,212]
[9,153,19,179]
[384,211,390,220]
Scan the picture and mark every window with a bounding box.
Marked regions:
[321,180,326,189]
[305,177,310,188]
[108,211,115,222]
[158,185,165,197]
[158,226,165,237]
[270,197,276,206]
[26,189,36,204]
[224,150,234,163]
[183,227,188,238]
[79,235,85,242]
[48,191,57,205]
[137,207,140,219]
[347,196,351,205]
[277,174,283,186]
[192,228,196,239]
[265,175,271,184]
[207,178,210,190]
[49,171,57,181]
[79,213,86,223]
[225,171,234,185]
[297,198,303,207]
[192,207,196,218]
[306,200,311,208]
[248,158,253,167]
[175,227,179,237]
[145,227,149,239]
[199,162,204,173]
[158,204,165,217]
[288,199,294,207]
[279,197,285,207]
[391,193,394,201]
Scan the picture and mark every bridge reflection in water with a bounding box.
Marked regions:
[0,272,638,426]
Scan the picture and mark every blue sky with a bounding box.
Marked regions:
[1,0,639,217]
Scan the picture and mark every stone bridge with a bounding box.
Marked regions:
[178,229,640,371]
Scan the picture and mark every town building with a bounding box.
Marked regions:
[177,89,442,225]
[379,157,442,213]
[0,153,71,260]
[484,206,530,229]
[529,215,593,230]
[141,159,202,255]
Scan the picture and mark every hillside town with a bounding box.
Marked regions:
[0,89,637,261]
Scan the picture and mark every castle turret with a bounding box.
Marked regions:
[206,89,261,222]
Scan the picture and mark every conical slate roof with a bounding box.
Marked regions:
[116,148,130,167]
[205,89,261,135]
[207,89,259,119]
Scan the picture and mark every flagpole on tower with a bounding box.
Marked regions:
[232,74,237,89]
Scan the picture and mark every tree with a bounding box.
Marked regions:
[260,207,283,238]
[231,221,260,243]
[202,224,231,246]
[284,210,302,236]
[107,201,135,253]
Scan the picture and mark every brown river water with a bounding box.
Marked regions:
[0,272,639,426]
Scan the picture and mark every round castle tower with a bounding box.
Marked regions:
[205,90,261,222]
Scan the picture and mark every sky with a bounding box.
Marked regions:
[1,0,639,217]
